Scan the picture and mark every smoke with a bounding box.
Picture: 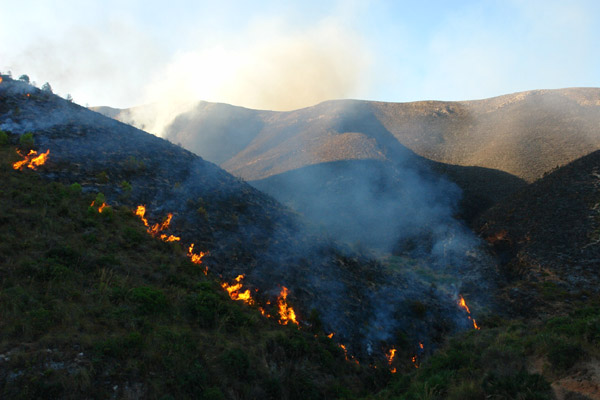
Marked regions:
[1,75,499,362]
[130,21,371,136]
[2,21,161,107]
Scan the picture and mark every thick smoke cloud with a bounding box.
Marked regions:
[131,21,370,136]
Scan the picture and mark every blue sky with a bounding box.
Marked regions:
[2,0,599,111]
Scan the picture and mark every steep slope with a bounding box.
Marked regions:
[0,145,382,399]
[476,150,600,313]
[1,76,496,366]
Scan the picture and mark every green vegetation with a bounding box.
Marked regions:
[18,132,34,150]
[1,140,599,399]
[0,129,8,145]
[0,145,380,399]
[371,304,600,400]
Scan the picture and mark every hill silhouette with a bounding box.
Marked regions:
[109,88,600,184]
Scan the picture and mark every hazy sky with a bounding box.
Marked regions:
[2,0,599,110]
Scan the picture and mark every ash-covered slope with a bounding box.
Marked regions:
[476,150,600,312]
[1,76,497,360]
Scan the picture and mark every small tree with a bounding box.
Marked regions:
[18,74,30,83]
[66,94,73,102]
[41,82,53,93]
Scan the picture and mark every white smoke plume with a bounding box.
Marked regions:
[132,20,371,136]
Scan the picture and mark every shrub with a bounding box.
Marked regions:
[19,132,34,150]
[547,339,583,371]
[129,286,168,314]
[120,180,132,193]
[482,371,551,399]
[220,348,250,379]
[185,292,220,328]
[447,381,484,400]
[0,130,8,145]
[69,182,82,194]
[96,171,109,184]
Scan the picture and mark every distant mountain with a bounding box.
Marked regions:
[128,88,600,184]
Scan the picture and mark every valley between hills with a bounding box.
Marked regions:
[2,75,600,399]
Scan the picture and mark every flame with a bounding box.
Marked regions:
[135,205,149,226]
[12,149,50,170]
[411,355,419,369]
[327,333,334,339]
[0,77,3,84]
[457,295,471,314]
[187,243,208,274]
[134,205,181,242]
[338,343,359,364]
[457,295,481,330]
[277,286,298,325]
[90,200,110,213]
[386,348,398,373]
[221,275,255,305]
[160,234,180,242]
[340,344,349,360]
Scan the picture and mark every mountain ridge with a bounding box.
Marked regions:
[93,87,600,183]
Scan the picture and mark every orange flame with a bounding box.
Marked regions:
[0,77,3,84]
[457,295,481,330]
[338,343,359,364]
[327,333,334,339]
[340,344,349,360]
[386,348,398,373]
[135,205,149,226]
[187,243,208,274]
[90,200,110,213]
[221,275,255,305]
[277,286,298,325]
[134,205,181,242]
[13,149,50,170]
[411,355,419,369]
[160,234,180,242]
[457,295,471,314]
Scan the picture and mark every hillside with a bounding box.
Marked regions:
[0,145,384,399]
[95,89,600,244]
[0,76,501,372]
[373,88,600,183]
[4,145,600,400]
[476,149,600,313]
[6,76,600,399]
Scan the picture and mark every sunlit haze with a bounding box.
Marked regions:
[2,0,599,112]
